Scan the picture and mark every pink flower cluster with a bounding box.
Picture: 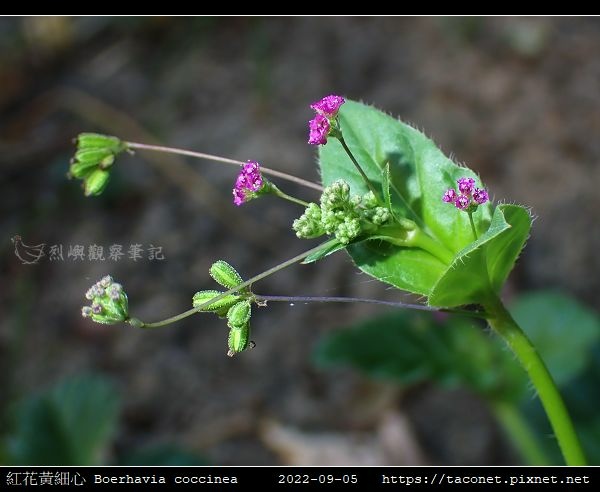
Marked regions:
[308,95,345,146]
[443,177,489,211]
[233,160,264,206]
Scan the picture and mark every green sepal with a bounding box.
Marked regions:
[209,260,244,290]
[192,290,240,313]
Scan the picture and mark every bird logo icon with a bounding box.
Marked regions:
[11,235,46,265]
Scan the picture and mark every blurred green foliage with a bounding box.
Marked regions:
[512,291,600,385]
[314,311,526,403]
[4,375,119,465]
[314,290,600,464]
[1,374,206,466]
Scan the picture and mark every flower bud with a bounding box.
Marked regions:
[76,133,124,151]
[227,321,252,357]
[226,300,252,329]
[192,290,240,315]
[70,133,127,197]
[209,260,244,290]
[81,276,129,324]
[84,169,110,196]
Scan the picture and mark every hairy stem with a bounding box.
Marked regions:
[126,141,324,192]
[337,135,381,202]
[485,295,587,466]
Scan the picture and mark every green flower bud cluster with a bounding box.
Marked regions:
[81,275,129,324]
[293,180,391,245]
[192,260,255,357]
[69,133,127,196]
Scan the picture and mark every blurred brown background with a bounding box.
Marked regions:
[1,16,599,465]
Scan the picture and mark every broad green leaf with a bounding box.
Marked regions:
[347,240,447,296]
[313,311,526,403]
[512,291,600,386]
[428,204,532,307]
[5,375,119,465]
[319,100,497,297]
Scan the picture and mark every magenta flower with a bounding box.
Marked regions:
[232,160,264,206]
[442,188,457,203]
[472,188,489,205]
[239,161,263,191]
[442,176,489,213]
[308,114,331,146]
[457,177,475,195]
[310,95,346,117]
[232,187,246,207]
[455,194,470,210]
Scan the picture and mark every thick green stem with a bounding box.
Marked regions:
[485,295,586,466]
[491,401,550,465]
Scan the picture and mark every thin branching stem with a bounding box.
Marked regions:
[126,141,324,192]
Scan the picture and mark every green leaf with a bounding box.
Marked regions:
[5,375,119,465]
[302,239,345,264]
[429,204,532,307]
[511,291,600,386]
[319,100,494,297]
[313,311,526,403]
[347,240,447,296]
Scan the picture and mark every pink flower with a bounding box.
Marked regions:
[442,188,457,203]
[457,177,475,195]
[310,95,346,117]
[232,160,264,206]
[472,188,489,205]
[232,187,247,206]
[308,114,331,146]
[454,194,470,210]
[443,176,489,212]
